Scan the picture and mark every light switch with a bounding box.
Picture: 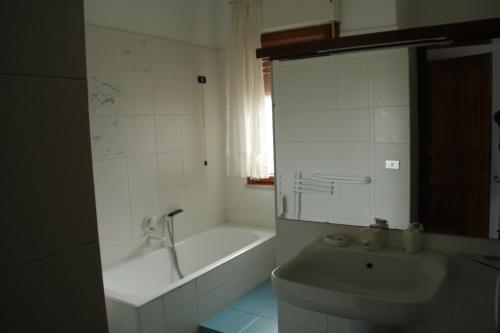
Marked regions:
[385,160,400,170]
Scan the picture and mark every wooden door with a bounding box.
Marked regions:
[423,54,491,237]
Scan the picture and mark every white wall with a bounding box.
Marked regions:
[261,0,335,33]
[397,0,500,29]
[84,0,218,48]
[340,0,398,36]
[273,48,410,229]
[86,25,226,267]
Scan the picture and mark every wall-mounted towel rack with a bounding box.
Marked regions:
[312,173,371,184]
[294,173,334,195]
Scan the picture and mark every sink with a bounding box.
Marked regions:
[272,239,449,326]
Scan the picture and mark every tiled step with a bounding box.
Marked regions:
[199,281,278,333]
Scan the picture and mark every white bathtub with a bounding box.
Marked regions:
[103,224,275,308]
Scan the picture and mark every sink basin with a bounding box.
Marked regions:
[272,239,449,326]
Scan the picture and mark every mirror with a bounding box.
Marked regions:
[273,39,500,239]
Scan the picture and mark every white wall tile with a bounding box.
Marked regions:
[96,200,133,246]
[374,107,410,144]
[307,77,337,110]
[88,75,122,115]
[336,53,368,77]
[204,81,222,114]
[277,112,308,142]
[181,114,203,150]
[309,142,339,174]
[374,181,410,223]
[123,116,156,156]
[276,219,329,265]
[338,109,370,142]
[181,79,203,114]
[308,111,339,142]
[152,38,179,78]
[197,286,225,322]
[277,59,307,82]
[155,115,182,153]
[130,195,160,237]
[127,155,159,197]
[339,203,370,221]
[93,159,130,204]
[158,152,184,191]
[225,180,256,211]
[372,68,409,107]
[123,72,154,115]
[254,189,276,214]
[85,25,122,81]
[120,33,152,73]
[197,265,225,297]
[338,142,370,175]
[370,48,408,70]
[163,303,198,333]
[153,77,181,114]
[247,255,275,290]
[337,183,371,205]
[306,56,335,79]
[224,272,249,304]
[182,149,207,189]
[139,298,163,331]
[162,281,197,318]
[278,81,307,112]
[100,239,135,268]
[90,116,127,160]
[205,114,225,148]
[337,75,369,109]
[106,299,139,332]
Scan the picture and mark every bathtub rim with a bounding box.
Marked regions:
[102,224,275,308]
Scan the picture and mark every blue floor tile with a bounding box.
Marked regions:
[241,317,278,333]
[229,295,278,320]
[199,280,278,333]
[199,309,258,333]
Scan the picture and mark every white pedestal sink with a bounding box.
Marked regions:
[272,238,449,331]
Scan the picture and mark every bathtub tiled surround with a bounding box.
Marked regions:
[276,219,500,333]
[273,48,410,229]
[105,236,275,333]
[85,24,226,267]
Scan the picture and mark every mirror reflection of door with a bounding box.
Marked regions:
[419,52,492,238]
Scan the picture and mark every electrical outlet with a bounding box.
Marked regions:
[385,160,400,170]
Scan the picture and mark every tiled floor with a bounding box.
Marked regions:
[199,280,278,333]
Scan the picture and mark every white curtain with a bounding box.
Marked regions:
[226,0,270,179]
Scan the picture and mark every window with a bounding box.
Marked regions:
[247,23,337,186]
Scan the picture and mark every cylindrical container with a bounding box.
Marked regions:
[403,223,423,253]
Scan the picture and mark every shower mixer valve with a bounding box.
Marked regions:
[143,214,166,242]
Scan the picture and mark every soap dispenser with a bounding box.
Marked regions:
[361,218,389,250]
[403,223,424,253]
